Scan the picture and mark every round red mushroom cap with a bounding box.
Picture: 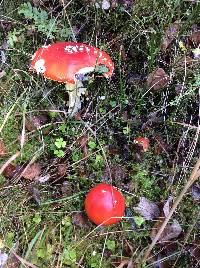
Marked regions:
[85,183,125,226]
[31,42,114,83]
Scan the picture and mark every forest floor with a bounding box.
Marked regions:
[0,0,200,267]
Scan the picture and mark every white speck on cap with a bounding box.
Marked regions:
[42,44,51,49]
[102,190,107,193]
[72,46,78,52]
[85,47,90,52]
[34,59,46,74]
[64,45,74,53]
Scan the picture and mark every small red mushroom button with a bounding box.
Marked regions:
[134,137,150,152]
[85,183,125,226]
[30,42,114,115]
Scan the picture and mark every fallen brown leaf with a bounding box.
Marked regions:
[191,183,200,201]
[161,21,180,51]
[147,252,172,268]
[134,197,160,220]
[25,114,49,133]
[163,196,173,217]
[61,181,73,196]
[2,164,16,179]
[76,135,88,157]
[21,163,42,180]
[108,145,120,155]
[72,212,90,228]
[151,220,182,243]
[147,68,170,91]
[103,165,127,183]
[189,31,200,44]
[57,164,68,177]
[153,136,169,156]
[185,241,200,263]
[0,140,7,156]
[28,186,41,205]
[32,0,48,6]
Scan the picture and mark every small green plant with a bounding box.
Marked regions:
[5,232,15,248]
[53,138,66,157]
[7,28,24,47]
[88,140,97,149]
[106,240,116,251]
[16,2,72,41]
[123,125,131,135]
[134,216,145,227]
[32,213,42,224]
[62,248,77,266]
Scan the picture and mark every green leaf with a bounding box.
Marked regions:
[109,100,117,108]
[55,138,66,148]
[106,240,116,251]
[62,216,72,226]
[36,247,46,259]
[59,124,67,133]
[88,140,97,149]
[63,249,77,265]
[95,154,103,163]
[33,214,42,224]
[54,150,65,157]
[72,151,81,162]
[6,232,15,248]
[123,126,130,135]
[134,216,145,227]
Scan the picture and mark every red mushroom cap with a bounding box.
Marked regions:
[85,183,125,226]
[31,42,114,84]
[134,137,150,152]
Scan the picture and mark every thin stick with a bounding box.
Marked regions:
[10,249,38,268]
[0,151,21,175]
[141,156,200,264]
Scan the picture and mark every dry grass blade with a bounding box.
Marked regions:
[0,151,21,175]
[9,249,39,268]
[141,155,200,265]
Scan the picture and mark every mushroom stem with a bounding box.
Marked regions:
[65,81,85,116]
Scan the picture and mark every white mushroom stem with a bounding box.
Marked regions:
[66,81,86,116]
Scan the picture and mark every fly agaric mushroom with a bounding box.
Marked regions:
[31,42,114,115]
[134,137,150,152]
[85,183,125,226]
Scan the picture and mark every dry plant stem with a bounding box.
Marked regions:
[141,156,200,265]
[0,151,21,175]
[9,249,38,268]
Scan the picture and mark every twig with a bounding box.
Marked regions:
[173,121,200,130]
[10,249,38,268]
[0,151,21,175]
[141,156,200,265]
